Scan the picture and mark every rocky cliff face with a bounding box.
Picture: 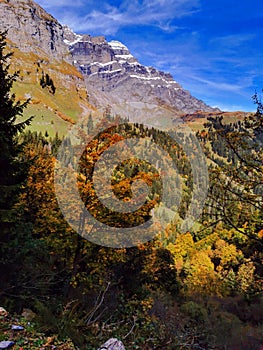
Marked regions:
[64,28,219,125]
[0,0,70,60]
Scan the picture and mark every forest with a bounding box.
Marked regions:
[0,30,262,349]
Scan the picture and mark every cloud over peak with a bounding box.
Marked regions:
[37,0,200,35]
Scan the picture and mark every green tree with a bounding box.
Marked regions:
[204,96,263,247]
[203,94,263,297]
[0,30,33,305]
[0,29,33,232]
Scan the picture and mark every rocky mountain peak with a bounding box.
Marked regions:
[108,40,136,64]
[64,27,218,123]
[0,0,69,61]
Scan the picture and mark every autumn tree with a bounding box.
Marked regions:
[201,94,263,296]
[204,95,262,238]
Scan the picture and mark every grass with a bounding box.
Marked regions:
[6,44,93,137]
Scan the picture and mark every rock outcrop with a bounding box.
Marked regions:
[0,0,70,61]
[98,338,126,350]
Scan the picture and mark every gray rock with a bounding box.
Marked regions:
[11,325,24,331]
[0,0,70,61]
[0,341,15,349]
[98,338,126,350]
[0,0,89,121]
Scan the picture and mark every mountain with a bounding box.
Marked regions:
[64,27,219,126]
[0,0,219,133]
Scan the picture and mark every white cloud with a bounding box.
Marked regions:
[214,103,254,112]
[37,0,85,9]
[209,33,256,49]
[36,0,200,35]
[186,75,245,93]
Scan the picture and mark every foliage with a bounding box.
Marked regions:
[0,30,36,306]
[0,31,262,349]
[0,30,32,218]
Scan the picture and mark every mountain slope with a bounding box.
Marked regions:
[0,0,93,136]
[64,28,219,126]
[0,0,220,133]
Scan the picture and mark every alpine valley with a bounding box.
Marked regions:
[0,1,263,350]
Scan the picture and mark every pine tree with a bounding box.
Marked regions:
[0,30,33,301]
[0,30,32,224]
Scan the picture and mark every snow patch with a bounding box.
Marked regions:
[108,40,129,51]
[115,54,134,59]
[99,69,122,74]
[90,60,118,67]
[130,74,178,85]
[64,34,83,46]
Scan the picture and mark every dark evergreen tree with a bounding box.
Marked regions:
[0,30,33,305]
[0,30,32,225]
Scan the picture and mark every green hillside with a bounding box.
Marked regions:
[8,39,95,137]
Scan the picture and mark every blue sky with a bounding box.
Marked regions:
[37,0,263,112]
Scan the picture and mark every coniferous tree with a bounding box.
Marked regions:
[0,30,32,220]
[0,30,33,303]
